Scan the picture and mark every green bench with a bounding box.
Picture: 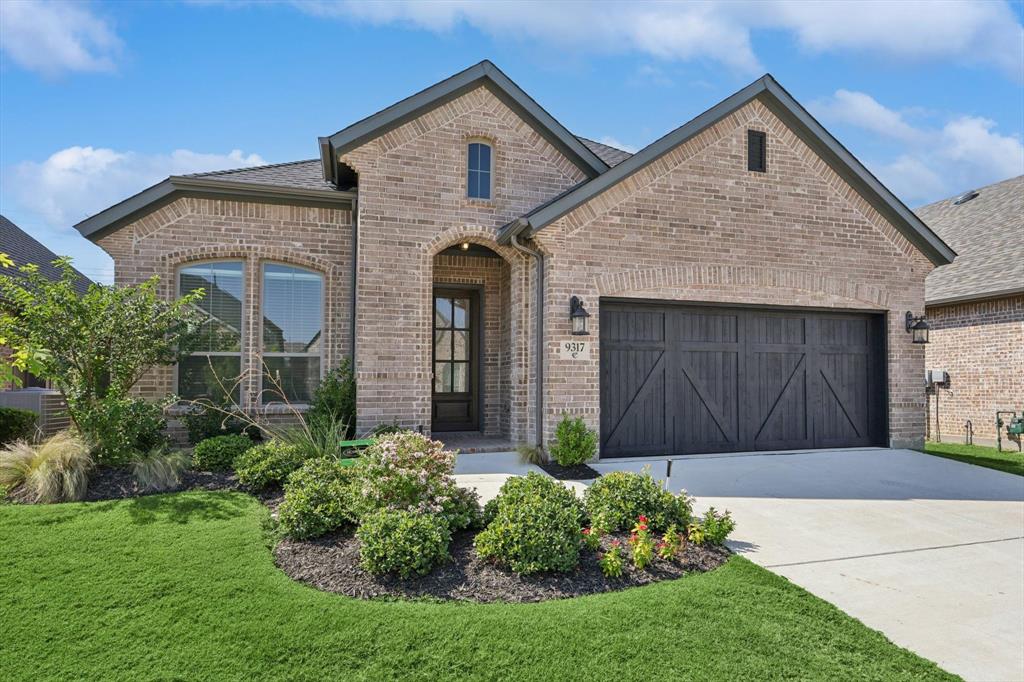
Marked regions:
[337,438,376,467]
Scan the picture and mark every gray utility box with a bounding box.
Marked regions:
[0,388,71,437]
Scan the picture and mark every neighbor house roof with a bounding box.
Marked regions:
[916,175,1023,305]
[497,74,955,268]
[318,60,609,185]
[577,137,633,167]
[1,215,93,295]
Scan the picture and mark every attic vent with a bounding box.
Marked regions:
[953,190,980,205]
[747,130,766,173]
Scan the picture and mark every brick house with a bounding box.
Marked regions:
[915,176,1023,447]
[74,61,955,456]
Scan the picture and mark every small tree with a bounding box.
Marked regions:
[0,255,204,463]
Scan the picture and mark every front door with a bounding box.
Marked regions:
[432,288,479,431]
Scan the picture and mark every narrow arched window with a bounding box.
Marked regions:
[467,141,492,200]
[261,263,323,404]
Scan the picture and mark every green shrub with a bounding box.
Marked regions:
[131,447,190,491]
[474,472,584,574]
[368,421,401,437]
[0,407,37,445]
[75,395,169,466]
[278,458,357,539]
[351,431,479,530]
[307,360,356,439]
[0,431,92,503]
[234,440,306,489]
[696,507,736,545]
[181,400,257,445]
[356,509,451,578]
[583,470,691,532]
[193,434,253,471]
[548,414,597,467]
[277,415,350,462]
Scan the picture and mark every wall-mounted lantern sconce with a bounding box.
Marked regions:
[459,242,470,251]
[905,311,930,344]
[569,296,591,336]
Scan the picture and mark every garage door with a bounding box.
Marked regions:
[599,301,887,457]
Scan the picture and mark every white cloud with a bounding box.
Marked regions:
[290,0,1023,77]
[8,147,266,227]
[596,137,639,154]
[0,0,123,77]
[814,90,1023,204]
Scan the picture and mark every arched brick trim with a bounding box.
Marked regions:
[595,264,890,308]
[425,226,522,264]
[133,199,194,242]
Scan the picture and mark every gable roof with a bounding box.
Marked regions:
[916,175,1023,305]
[577,137,633,167]
[497,74,955,267]
[318,60,609,185]
[1,215,93,295]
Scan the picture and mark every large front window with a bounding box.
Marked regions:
[177,261,244,402]
[262,263,322,404]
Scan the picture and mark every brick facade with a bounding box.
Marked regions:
[94,85,940,454]
[925,295,1024,445]
[534,99,932,450]
[95,198,353,412]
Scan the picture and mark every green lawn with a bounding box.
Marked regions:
[924,441,1024,476]
[0,492,956,681]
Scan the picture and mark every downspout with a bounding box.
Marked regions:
[349,195,358,364]
[507,219,544,450]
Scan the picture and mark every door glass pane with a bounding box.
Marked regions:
[434,330,452,361]
[434,362,452,393]
[452,363,468,393]
[453,330,468,360]
[453,298,469,329]
[435,298,452,328]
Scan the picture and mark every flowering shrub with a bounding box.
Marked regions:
[351,432,479,531]
[357,509,451,578]
[278,458,357,539]
[628,515,655,570]
[475,472,585,574]
[234,440,306,489]
[658,524,684,560]
[581,526,603,552]
[583,470,692,532]
[598,541,624,578]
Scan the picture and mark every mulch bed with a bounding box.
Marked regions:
[82,466,239,502]
[537,462,601,480]
[275,529,730,603]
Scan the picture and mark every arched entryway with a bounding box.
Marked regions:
[431,240,513,444]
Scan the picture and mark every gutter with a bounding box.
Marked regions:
[506,218,545,450]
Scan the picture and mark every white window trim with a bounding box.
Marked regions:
[174,259,245,406]
[466,138,494,200]
[258,260,325,407]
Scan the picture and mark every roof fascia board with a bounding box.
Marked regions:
[505,75,954,267]
[322,61,608,180]
[75,177,355,241]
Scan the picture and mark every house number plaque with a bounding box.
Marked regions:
[558,340,590,360]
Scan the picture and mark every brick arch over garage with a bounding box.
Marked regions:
[595,264,891,310]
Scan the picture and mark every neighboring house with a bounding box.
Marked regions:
[1,215,93,435]
[74,61,955,457]
[915,176,1024,446]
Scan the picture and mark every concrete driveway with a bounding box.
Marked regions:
[590,449,1024,682]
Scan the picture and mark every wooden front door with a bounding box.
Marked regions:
[432,288,479,432]
[600,301,886,457]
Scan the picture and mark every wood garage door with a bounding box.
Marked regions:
[600,301,887,457]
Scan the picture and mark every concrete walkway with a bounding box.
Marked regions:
[454,448,1024,681]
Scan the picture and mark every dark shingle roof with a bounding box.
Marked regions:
[183,159,334,191]
[916,175,1023,305]
[0,215,93,295]
[577,137,633,167]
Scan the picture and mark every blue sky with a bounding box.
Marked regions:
[2,0,1022,283]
